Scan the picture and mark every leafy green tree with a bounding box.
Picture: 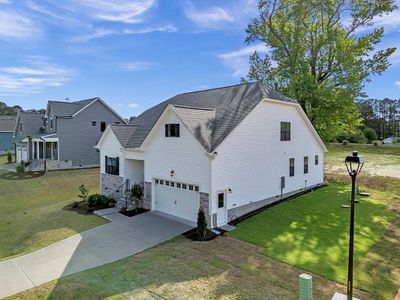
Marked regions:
[245,0,397,141]
[78,184,89,202]
[363,127,378,143]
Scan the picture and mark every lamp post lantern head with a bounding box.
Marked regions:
[344,151,365,176]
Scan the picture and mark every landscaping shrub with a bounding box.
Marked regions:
[364,127,378,143]
[373,141,379,146]
[78,184,89,202]
[197,207,207,240]
[337,130,367,144]
[7,152,12,164]
[131,183,144,210]
[342,139,349,145]
[87,194,111,207]
[16,164,25,173]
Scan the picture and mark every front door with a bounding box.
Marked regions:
[216,191,227,226]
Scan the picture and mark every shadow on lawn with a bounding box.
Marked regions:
[228,184,397,298]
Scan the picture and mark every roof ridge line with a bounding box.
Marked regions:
[178,82,258,96]
[171,104,216,111]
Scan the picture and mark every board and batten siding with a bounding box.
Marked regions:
[99,129,124,176]
[142,109,211,193]
[211,100,324,216]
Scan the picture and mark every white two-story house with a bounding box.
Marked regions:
[96,82,327,228]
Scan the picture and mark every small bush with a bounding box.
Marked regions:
[364,128,378,144]
[373,141,379,146]
[16,164,25,173]
[197,207,207,240]
[87,193,111,207]
[7,152,12,163]
[342,140,349,145]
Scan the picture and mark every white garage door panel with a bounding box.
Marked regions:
[16,147,22,163]
[154,181,199,222]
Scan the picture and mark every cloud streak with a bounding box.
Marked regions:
[0,58,74,95]
[0,10,42,40]
[219,44,271,77]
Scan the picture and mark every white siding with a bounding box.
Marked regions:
[143,109,211,192]
[99,129,124,176]
[211,100,324,215]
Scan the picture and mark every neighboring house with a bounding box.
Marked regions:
[13,98,125,170]
[0,116,17,155]
[382,136,399,144]
[96,82,327,228]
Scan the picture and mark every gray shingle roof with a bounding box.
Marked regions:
[13,112,45,143]
[109,124,140,148]
[48,98,96,117]
[113,82,296,152]
[0,116,17,132]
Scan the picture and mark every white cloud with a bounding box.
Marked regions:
[185,3,234,29]
[71,25,177,42]
[356,9,400,34]
[218,44,271,77]
[395,81,400,87]
[120,62,154,71]
[0,0,11,4]
[184,0,257,30]
[0,10,42,40]
[0,58,74,95]
[128,103,140,108]
[72,0,156,24]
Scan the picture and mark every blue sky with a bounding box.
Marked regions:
[0,0,399,118]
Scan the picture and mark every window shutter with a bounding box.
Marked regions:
[105,156,108,174]
[116,157,119,175]
[176,124,180,137]
[165,124,169,137]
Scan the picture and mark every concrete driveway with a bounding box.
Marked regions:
[0,211,194,299]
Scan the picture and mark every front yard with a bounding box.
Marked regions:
[0,168,107,261]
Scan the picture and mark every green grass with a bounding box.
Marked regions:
[228,183,398,299]
[0,154,14,164]
[8,236,370,300]
[0,168,107,261]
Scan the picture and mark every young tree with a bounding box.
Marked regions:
[197,207,207,240]
[245,0,397,141]
[363,127,378,143]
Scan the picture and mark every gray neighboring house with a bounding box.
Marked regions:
[0,116,17,155]
[13,98,125,170]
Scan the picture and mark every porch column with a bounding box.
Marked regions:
[50,142,54,160]
[36,141,39,159]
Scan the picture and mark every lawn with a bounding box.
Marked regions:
[325,143,400,178]
[8,236,370,300]
[0,168,107,261]
[0,154,14,164]
[229,182,399,299]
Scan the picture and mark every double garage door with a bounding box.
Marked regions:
[153,178,200,222]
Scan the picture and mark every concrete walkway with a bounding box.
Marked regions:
[0,211,194,299]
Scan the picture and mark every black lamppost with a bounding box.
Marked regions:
[344,151,365,300]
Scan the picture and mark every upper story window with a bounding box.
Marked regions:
[100,121,106,132]
[105,156,119,175]
[92,121,97,126]
[165,124,180,137]
[304,156,309,174]
[289,158,295,177]
[315,155,319,165]
[280,122,291,141]
[19,122,23,133]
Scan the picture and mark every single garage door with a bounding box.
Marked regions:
[153,178,200,222]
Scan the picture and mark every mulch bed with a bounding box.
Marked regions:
[182,228,220,241]
[0,171,45,180]
[63,200,111,215]
[119,208,149,217]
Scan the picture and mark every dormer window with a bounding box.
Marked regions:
[165,124,180,137]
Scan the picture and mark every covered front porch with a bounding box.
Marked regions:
[28,136,59,161]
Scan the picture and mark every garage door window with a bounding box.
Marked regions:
[182,184,187,189]
[177,183,181,188]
